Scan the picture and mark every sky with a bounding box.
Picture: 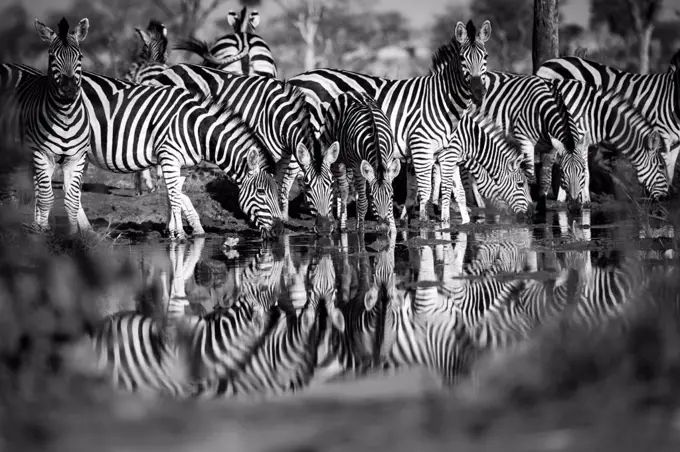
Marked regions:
[11,0,594,29]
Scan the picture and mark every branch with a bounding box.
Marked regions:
[198,0,221,23]
[624,0,645,32]
[152,0,175,17]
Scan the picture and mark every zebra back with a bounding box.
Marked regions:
[175,7,277,78]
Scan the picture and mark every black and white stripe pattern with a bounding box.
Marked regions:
[80,71,284,240]
[123,19,171,195]
[2,18,91,234]
[432,111,533,220]
[321,91,401,234]
[289,20,492,222]
[175,7,278,78]
[547,78,669,203]
[536,56,680,187]
[151,63,337,230]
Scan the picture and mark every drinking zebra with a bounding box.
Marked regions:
[321,91,401,234]
[288,20,492,222]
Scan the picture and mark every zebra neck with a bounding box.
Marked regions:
[430,64,471,116]
[46,87,85,121]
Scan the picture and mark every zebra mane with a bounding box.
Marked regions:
[57,18,70,44]
[202,95,278,172]
[281,81,323,168]
[546,79,577,152]
[430,38,461,74]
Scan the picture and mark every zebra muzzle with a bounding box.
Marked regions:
[470,77,486,105]
[271,219,285,237]
[313,216,334,236]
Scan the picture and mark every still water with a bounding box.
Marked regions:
[94,209,678,400]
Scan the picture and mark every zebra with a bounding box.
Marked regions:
[536,56,680,189]
[175,6,278,79]
[76,70,286,240]
[150,64,338,233]
[0,18,92,234]
[547,78,669,204]
[90,311,192,396]
[320,91,401,234]
[288,20,492,222]
[186,252,345,399]
[315,236,406,383]
[174,240,288,384]
[431,111,534,223]
[123,19,171,196]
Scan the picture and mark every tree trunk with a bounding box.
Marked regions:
[532,0,560,73]
[638,25,654,74]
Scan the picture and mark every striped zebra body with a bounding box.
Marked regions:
[123,20,171,195]
[536,56,680,187]
[1,19,92,234]
[480,71,578,197]
[91,311,191,396]
[383,243,477,387]
[190,253,344,399]
[174,242,286,384]
[80,70,284,240]
[321,91,401,233]
[175,7,278,78]
[432,111,533,221]
[547,78,669,203]
[316,238,404,383]
[289,20,492,222]
[150,64,337,231]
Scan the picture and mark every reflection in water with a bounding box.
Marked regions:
[89,212,679,398]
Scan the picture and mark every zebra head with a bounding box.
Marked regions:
[556,124,590,208]
[639,130,669,202]
[135,20,169,64]
[241,148,286,238]
[455,20,491,106]
[35,17,89,102]
[359,158,401,234]
[296,140,339,237]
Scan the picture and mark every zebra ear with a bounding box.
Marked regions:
[295,143,312,168]
[364,285,379,311]
[328,305,345,333]
[549,136,566,156]
[135,28,152,46]
[478,20,492,43]
[646,131,662,153]
[360,160,375,183]
[454,21,467,44]
[34,20,56,44]
[227,11,239,28]
[71,18,89,43]
[324,141,339,165]
[387,158,401,181]
[249,12,261,29]
[246,148,261,172]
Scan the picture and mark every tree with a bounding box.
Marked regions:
[0,3,40,64]
[533,0,560,73]
[590,0,662,74]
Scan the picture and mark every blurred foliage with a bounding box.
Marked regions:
[0,0,679,79]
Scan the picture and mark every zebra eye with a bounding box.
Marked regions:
[256,188,266,195]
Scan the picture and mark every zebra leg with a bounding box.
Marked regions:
[332,163,349,232]
[353,172,369,233]
[177,175,205,236]
[469,173,486,208]
[135,169,155,196]
[450,166,470,225]
[517,137,537,185]
[30,152,56,232]
[61,152,92,234]
[158,155,189,241]
[412,149,434,222]
[277,155,301,221]
[431,161,441,208]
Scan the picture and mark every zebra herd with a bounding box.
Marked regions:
[84,214,673,398]
[0,9,678,240]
